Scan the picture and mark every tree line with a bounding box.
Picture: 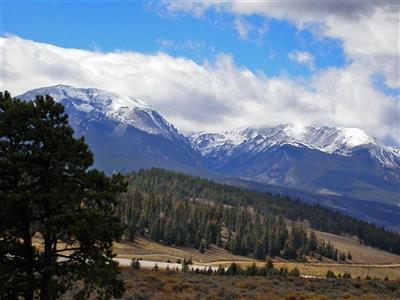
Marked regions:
[122,168,400,255]
[132,258,300,278]
[118,179,349,262]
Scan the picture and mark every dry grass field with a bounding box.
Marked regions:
[227,261,400,280]
[33,231,400,280]
[313,230,400,264]
[114,237,253,263]
[113,235,400,280]
[119,269,400,300]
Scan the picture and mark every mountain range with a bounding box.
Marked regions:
[17,85,400,229]
[188,125,399,205]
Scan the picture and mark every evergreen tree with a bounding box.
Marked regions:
[308,231,318,252]
[265,259,275,276]
[125,168,400,256]
[131,258,141,270]
[326,270,337,278]
[289,267,300,277]
[0,93,127,300]
[181,259,190,272]
[347,252,352,260]
[226,262,240,276]
[254,240,265,259]
[343,272,352,279]
[127,222,136,241]
[198,241,205,253]
[152,264,159,272]
[339,252,346,261]
[217,265,225,275]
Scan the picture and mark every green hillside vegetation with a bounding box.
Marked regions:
[117,168,400,261]
[118,189,341,261]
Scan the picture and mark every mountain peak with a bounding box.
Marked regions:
[17,85,177,138]
[19,84,152,110]
[188,124,398,169]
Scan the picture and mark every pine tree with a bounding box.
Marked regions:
[282,240,296,259]
[308,231,318,252]
[326,270,336,278]
[0,93,127,299]
[289,267,300,277]
[127,222,136,241]
[339,252,346,261]
[254,240,265,259]
[198,241,205,253]
[217,265,225,275]
[152,263,159,272]
[265,259,275,276]
[150,217,162,241]
[131,258,141,270]
[347,252,352,260]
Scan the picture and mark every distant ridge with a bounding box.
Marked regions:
[17,85,400,228]
[187,125,400,206]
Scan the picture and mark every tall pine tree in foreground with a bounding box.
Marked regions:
[0,92,127,299]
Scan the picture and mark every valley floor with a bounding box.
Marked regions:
[120,268,400,300]
[113,235,400,280]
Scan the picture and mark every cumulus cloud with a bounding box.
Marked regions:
[288,51,314,69]
[1,36,399,145]
[160,0,400,89]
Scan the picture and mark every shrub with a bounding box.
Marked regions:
[131,258,141,270]
[343,272,352,279]
[289,268,300,277]
[152,264,159,272]
[326,270,337,279]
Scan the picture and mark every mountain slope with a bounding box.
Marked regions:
[124,168,400,255]
[18,85,207,175]
[17,85,399,227]
[188,124,400,205]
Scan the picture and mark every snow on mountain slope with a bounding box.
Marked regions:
[17,85,179,138]
[13,85,400,211]
[189,128,257,156]
[188,124,399,169]
[17,85,207,175]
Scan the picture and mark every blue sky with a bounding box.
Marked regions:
[2,2,346,78]
[1,1,399,145]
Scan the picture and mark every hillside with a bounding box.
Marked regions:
[113,235,400,280]
[121,168,400,256]
[18,86,400,230]
[112,167,400,285]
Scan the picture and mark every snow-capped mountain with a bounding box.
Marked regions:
[189,124,400,170]
[18,85,178,138]
[16,85,399,227]
[188,124,400,205]
[18,85,206,175]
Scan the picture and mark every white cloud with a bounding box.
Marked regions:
[157,38,208,51]
[157,39,175,47]
[234,17,252,40]
[289,51,314,69]
[1,36,399,145]
[160,1,400,89]
[233,18,268,44]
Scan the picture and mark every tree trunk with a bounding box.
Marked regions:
[23,232,34,300]
[39,235,53,300]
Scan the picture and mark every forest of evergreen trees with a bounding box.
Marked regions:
[118,168,400,256]
[116,169,364,261]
